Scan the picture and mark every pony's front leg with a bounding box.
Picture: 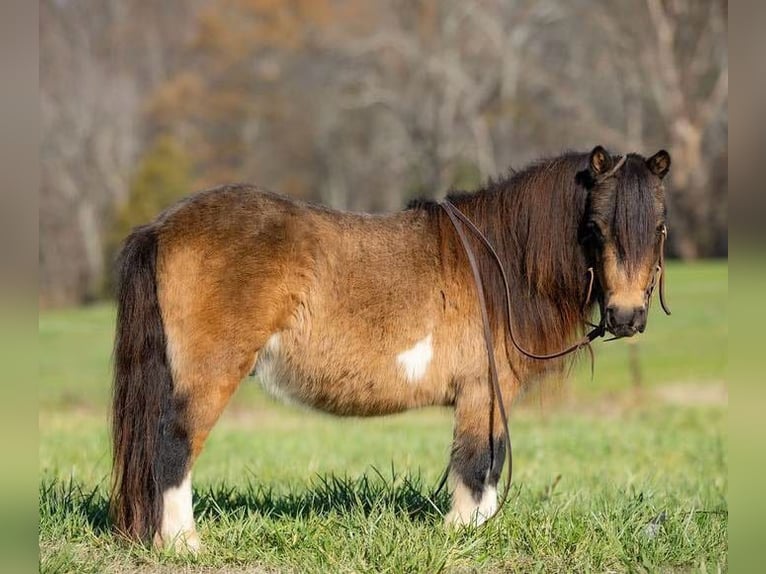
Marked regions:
[445,382,508,527]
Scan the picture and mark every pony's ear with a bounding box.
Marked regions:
[589,145,613,176]
[647,149,671,179]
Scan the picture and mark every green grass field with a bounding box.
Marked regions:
[39,262,728,573]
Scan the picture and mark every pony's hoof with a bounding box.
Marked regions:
[445,509,474,528]
[445,484,498,528]
[444,506,494,528]
[154,530,201,554]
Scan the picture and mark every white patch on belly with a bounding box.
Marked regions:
[254,334,288,400]
[158,472,199,552]
[264,333,281,353]
[396,334,433,383]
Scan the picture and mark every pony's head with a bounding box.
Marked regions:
[579,146,671,338]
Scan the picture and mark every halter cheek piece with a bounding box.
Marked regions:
[437,154,671,521]
[653,225,672,315]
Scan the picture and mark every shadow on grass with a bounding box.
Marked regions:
[196,470,450,523]
[39,470,450,535]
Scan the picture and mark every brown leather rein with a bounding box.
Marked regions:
[435,156,671,522]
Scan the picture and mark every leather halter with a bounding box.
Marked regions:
[653,225,672,315]
[436,155,671,521]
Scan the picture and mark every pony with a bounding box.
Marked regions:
[111,145,671,551]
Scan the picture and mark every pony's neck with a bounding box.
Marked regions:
[447,154,592,356]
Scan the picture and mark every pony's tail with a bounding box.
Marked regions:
[110,224,172,542]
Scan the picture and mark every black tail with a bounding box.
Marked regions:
[111,224,186,542]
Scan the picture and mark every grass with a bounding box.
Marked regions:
[39,261,728,573]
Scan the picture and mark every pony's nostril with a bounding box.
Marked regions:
[605,305,618,327]
[632,306,647,329]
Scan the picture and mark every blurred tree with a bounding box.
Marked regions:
[104,134,192,294]
[642,0,728,259]
[514,0,728,258]
[39,0,204,306]
[148,0,340,194]
[112,136,192,244]
[333,0,539,208]
[103,135,192,295]
[39,0,727,306]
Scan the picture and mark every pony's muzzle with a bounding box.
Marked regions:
[605,304,646,337]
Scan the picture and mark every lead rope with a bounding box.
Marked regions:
[432,202,603,515]
[657,226,672,315]
[642,225,671,317]
[441,202,514,519]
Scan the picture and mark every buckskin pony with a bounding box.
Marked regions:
[111,146,672,551]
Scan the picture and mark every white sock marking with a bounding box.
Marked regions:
[160,472,199,551]
[475,486,498,525]
[445,481,498,527]
[396,334,433,382]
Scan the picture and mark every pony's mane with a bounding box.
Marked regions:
[411,152,595,365]
[612,154,663,273]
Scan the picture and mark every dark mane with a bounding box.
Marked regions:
[413,152,595,367]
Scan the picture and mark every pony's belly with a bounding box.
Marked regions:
[252,334,306,407]
[253,332,446,416]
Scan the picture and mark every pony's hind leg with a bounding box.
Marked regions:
[152,221,306,551]
[153,337,255,552]
[155,285,274,550]
[110,226,252,552]
[445,381,509,527]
